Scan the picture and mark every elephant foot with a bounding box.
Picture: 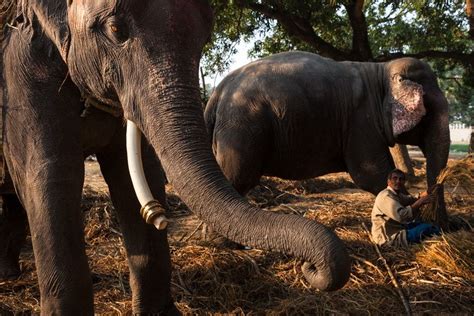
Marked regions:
[0,260,21,281]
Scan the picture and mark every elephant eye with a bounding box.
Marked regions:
[392,73,405,83]
[105,18,129,44]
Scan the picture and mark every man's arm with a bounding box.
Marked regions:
[375,192,413,224]
[399,193,417,206]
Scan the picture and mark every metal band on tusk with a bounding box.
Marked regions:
[140,200,168,230]
[126,120,169,230]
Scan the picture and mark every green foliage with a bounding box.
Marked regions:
[202,1,258,77]
[203,1,471,70]
[366,0,470,56]
[439,65,474,126]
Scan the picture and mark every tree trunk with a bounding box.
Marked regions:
[200,66,207,108]
[389,144,415,176]
[469,131,474,153]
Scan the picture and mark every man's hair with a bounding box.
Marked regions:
[387,168,405,181]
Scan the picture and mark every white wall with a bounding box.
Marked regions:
[450,123,472,144]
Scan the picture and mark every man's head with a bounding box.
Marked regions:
[387,168,406,192]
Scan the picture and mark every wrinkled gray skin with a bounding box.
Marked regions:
[205,51,450,220]
[1,2,350,314]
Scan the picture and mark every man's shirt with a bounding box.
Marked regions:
[371,186,416,247]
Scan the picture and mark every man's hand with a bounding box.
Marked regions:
[418,194,434,205]
[419,191,429,198]
[411,192,434,213]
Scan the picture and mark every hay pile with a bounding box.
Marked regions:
[0,159,473,314]
[416,231,473,284]
[436,154,474,188]
[420,154,474,224]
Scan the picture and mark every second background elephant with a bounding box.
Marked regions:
[205,51,450,220]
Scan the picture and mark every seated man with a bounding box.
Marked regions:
[371,168,440,247]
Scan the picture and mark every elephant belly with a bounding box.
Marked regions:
[263,147,346,180]
[262,118,346,180]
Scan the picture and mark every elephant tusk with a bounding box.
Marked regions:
[126,120,169,230]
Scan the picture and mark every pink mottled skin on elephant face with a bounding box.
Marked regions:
[391,80,426,136]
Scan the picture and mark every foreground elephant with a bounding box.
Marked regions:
[1,1,350,313]
[205,51,449,219]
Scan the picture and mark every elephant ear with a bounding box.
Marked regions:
[390,74,426,136]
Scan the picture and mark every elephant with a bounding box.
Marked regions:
[0,1,350,314]
[205,51,450,223]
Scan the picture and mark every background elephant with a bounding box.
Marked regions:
[205,51,450,223]
[1,1,350,314]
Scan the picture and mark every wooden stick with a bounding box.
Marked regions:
[350,254,384,277]
[180,221,204,242]
[362,223,412,316]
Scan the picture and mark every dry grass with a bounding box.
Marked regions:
[436,155,474,188]
[420,155,474,224]
[416,231,473,283]
[1,157,473,314]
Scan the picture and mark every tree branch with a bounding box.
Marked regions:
[235,0,351,60]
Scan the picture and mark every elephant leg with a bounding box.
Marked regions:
[0,194,28,280]
[344,122,395,195]
[345,149,394,194]
[214,127,265,195]
[4,31,93,312]
[96,129,177,315]
[4,121,92,314]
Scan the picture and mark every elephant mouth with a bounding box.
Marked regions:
[82,96,123,118]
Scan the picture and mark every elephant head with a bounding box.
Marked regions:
[384,58,450,223]
[25,1,350,291]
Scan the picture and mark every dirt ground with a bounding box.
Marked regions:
[1,156,473,315]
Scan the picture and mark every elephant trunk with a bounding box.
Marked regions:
[421,89,450,226]
[137,74,351,291]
